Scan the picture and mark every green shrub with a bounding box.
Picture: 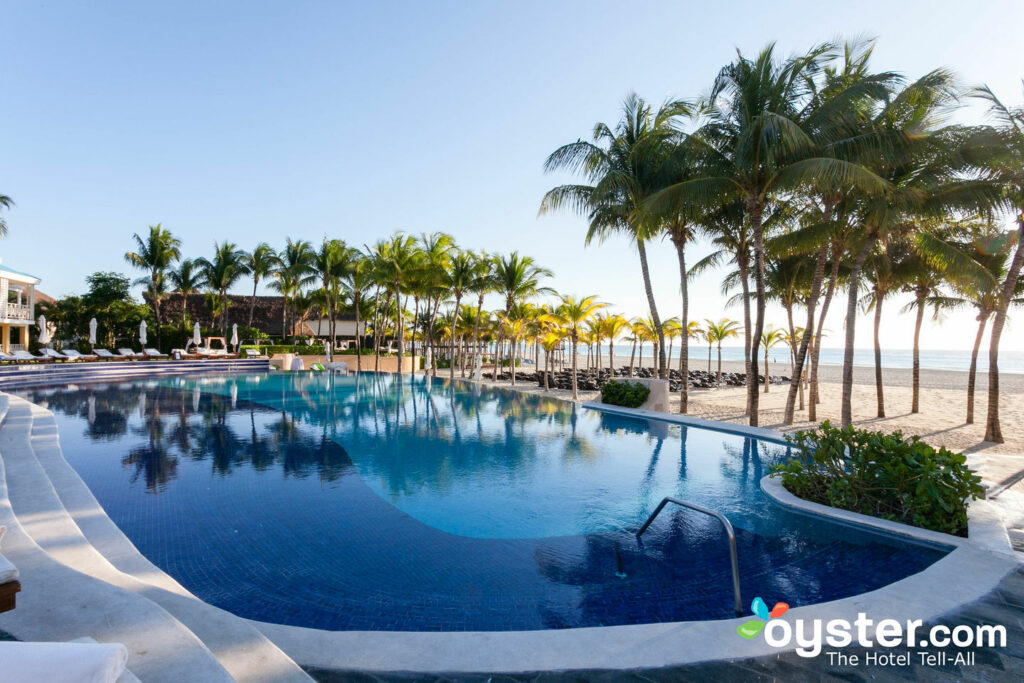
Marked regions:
[600,380,651,409]
[243,344,325,356]
[770,421,984,536]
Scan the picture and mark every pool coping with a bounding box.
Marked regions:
[3,379,1022,675]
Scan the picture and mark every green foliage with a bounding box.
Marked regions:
[600,380,651,408]
[241,344,325,356]
[770,421,984,536]
[41,272,151,350]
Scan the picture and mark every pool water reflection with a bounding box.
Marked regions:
[23,372,948,631]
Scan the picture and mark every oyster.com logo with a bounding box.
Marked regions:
[737,596,789,639]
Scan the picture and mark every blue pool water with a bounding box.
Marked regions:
[24,372,949,631]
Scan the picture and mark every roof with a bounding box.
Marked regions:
[0,264,40,285]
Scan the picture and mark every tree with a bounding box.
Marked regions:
[340,249,372,373]
[490,252,552,376]
[0,193,13,237]
[369,233,422,375]
[547,295,606,400]
[197,242,250,338]
[444,250,480,379]
[969,84,1024,443]
[704,318,740,384]
[125,224,181,350]
[312,238,347,350]
[168,258,205,328]
[244,244,280,327]
[759,327,786,393]
[599,313,630,375]
[653,43,886,426]
[271,238,315,342]
[542,93,687,382]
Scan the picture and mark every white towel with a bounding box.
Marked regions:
[0,641,128,683]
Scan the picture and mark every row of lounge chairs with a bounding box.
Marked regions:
[0,348,169,363]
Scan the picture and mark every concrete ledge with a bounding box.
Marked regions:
[581,401,788,444]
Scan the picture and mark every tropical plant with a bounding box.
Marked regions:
[270,238,315,342]
[197,241,250,338]
[369,232,422,374]
[0,193,13,237]
[125,224,181,349]
[167,258,205,327]
[600,380,651,409]
[704,318,741,384]
[244,243,280,327]
[546,295,607,400]
[759,327,787,393]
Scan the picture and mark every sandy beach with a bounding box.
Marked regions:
[479,355,1024,490]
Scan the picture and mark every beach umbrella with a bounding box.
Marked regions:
[139,320,147,347]
[193,323,201,349]
[230,323,238,350]
[88,318,97,345]
[37,315,50,345]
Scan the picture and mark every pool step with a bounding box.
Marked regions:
[24,400,314,682]
[0,397,234,682]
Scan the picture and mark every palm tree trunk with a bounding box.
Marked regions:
[717,343,723,383]
[911,292,926,413]
[873,292,885,418]
[707,341,712,374]
[841,236,877,427]
[249,278,259,327]
[748,200,767,427]
[763,344,769,393]
[739,261,753,414]
[511,336,518,385]
[635,238,667,379]
[984,220,1024,443]
[966,312,988,424]
[809,249,841,420]
[609,339,615,376]
[354,292,363,373]
[675,242,689,413]
[783,246,825,424]
[570,333,579,400]
[629,339,636,378]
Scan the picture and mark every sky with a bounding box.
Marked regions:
[2,0,1023,351]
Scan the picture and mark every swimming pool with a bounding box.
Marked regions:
[23,372,948,632]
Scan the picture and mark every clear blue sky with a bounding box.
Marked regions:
[2,0,1023,350]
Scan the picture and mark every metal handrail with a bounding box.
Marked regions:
[636,496,743,616]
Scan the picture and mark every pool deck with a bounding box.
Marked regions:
[0,374,1020,680]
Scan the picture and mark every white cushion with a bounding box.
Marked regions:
[0,526,16,583]
[0,642,128,683]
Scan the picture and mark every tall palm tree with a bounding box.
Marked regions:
[547,295,607,400]
[416,232,455,375]
[704,318,740,384]
[599,313,630,375]
[969,84,1024,443]
[444,249,479,379]
[542,94,687,382]
[468,252,496,374]
[369,233,422,375]
[245,243,280,327]
[490,252,552,375]
[168,259,205,328]
[196,242,249,338]
[652,43,887,426]
[340,248,372,373]
[312,238,347,349]
[125,224,181,349]
[271,238,315,341]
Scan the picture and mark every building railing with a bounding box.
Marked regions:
[3,303,32,320]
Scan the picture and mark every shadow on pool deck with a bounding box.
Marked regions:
[304,564,1024,682]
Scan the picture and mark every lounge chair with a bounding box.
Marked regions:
[40,348,70,361]
[243,348,262,358]
[116,348,145,360]
[92,348,119,360]
[61,349,98,361]
[11,350,52,363]
[0,352,18,363]
[143,348,168,359]
[171,348,197,360]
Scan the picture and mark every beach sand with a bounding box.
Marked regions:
[476,355,1024,488]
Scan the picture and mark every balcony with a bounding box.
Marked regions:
[3,303,32,320]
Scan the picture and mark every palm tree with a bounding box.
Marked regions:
[704,318,740,384]
[468,252,496,374]
[542,94,687,382]
[759,327,786,393]
[125,224,181,349]
[500,313,529,385]
[196,242,249,338]
[245,243,280,327]
[0,194,13,237]
[168,259,205,328]
[416,232,455,375]
[444,250,478,379]
[599,313,630,375]
[312,238,347,350]
[652,43,887,426]
[547,295,607,400]
[369,233,422,375]
[271,238,315,341]
[969,84,1024,443]
[490,252,552,375]
[539,329,564,391]
[340,249,373,372]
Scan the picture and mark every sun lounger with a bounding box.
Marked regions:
[40,348,71,361]
[0,641,130,683]
[244,348,262,358]
[171,349,197,360]
[92,348,119,360]
[116,348,145,360]
[0,352,18,363]
[61,349,98,361]
[11,350,52,363]
[143,348,168,359]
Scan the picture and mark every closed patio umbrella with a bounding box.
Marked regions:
[192,323,201,349]
[139,320,147,347]
[230,323,238,351]
[37,315,50,346]
[88,318,97,345]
